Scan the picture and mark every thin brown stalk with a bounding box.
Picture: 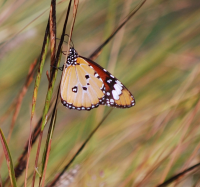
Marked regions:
[157,162,200,187]
[0,59,37,171]
[40,107,57,187]
[0,103,15,126]
[31,0,57,185]
[47,109,113,187]
[41,139,52,187]
[8,103,54,182]
[0,129,17,187]
[32,131,43,187]
[24,117,33,187]
[40,78,61,187]
[7,59,37,143]
[47,2,147,185]
[0,173,2,187]
[89,0,146,60]
[49,0,56,77]
[134,148,175,187]
[65,0,79,59]
[168,97,200,186]
[32,0,72,186]
[15,118,42,178]
[3,88,56,186]
[39,0,77,185]
[159,69,200,183]
[107,0,131,73]
[4,0,73,184]
[25,18,50,187]
[20,60,37,187]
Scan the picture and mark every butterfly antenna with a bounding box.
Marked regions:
[64,34,74,48]
[56,38,68,45]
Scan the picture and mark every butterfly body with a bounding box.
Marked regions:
[60,47,135,111]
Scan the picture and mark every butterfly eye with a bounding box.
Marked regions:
[60,48,135,111]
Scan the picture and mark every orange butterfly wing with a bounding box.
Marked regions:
[80,56,135,108]
[60,48,135,111]
[60,57,106,110]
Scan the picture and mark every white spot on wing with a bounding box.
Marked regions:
[114,84,122,95]
[110,99,114,103]
[116,80,123,87]
[107,79,112,83]
[112,90,119,100]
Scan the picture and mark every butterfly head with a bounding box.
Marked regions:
[66,47,79,66]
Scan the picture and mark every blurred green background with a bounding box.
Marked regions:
[0,0,200,186]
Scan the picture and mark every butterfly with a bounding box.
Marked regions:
[60,47,135,111]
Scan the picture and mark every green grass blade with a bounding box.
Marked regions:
[31,21,50,119]
[0,128,17,187]
[40,109,57,186]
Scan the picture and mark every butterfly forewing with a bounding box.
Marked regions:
[60,47,135,111]
[61,55,106,110]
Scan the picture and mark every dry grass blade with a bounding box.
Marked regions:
[3,102,54,186]
[25,16,50,187]
[0,174,2,187]
[40,79,61,187]
[40,108,57,187]
[1,0,199,186]
[6,58,36,144]
[0,56,36,128]
[38,0,74,183]
[157,162,200,187]
[32,0,72,186]
[25,19,50,186]
[0,129,17,187]
[46,2,146,185]
[31,20,50,119]
[0,104,15,127]
[14,118,42,180]
[31,0,57,184]
[0,59,37,170]
[47,109,112,187]
[3,117,42,186]
[64,0,79,59]
[0,59,37,187]
[89,0,146,60]
[49,0,56,78]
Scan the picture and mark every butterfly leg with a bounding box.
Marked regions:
[51,65,64,71]
[62,51,66,55]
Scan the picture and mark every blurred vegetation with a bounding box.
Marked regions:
[0,0,200,186]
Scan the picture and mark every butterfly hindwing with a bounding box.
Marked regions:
[80,56,135,108]
[60,47,135,111]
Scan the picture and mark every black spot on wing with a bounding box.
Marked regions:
[85,75,90,79]
[72,86,78,93]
